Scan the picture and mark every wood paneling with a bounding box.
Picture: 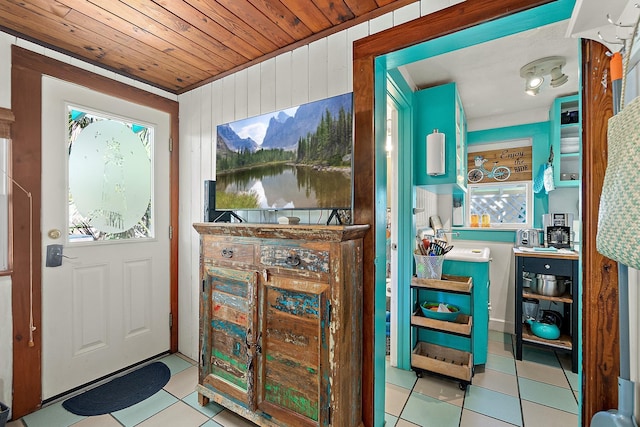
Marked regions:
[0,0,415,94]
[10,46,180,418]
[581,39,620,426]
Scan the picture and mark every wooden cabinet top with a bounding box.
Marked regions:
[193,222,369,242]
[513,248,579,261]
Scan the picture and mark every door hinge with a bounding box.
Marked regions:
[169,225,173,239]
[327,406,331,424]
[169,312,173,329]
[202,279,205,293]
[169,137,173,152]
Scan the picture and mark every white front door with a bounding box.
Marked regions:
[41,76,171,399]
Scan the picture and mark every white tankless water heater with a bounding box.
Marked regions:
[426,129,445,176]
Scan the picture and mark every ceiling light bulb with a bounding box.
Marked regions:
[525,85,540,96]
[526,75,544,89]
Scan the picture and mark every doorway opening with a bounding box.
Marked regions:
[375,8,582,427]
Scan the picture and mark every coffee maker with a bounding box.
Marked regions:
[542,213,573,248]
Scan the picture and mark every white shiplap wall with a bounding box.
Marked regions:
[176,0,464,360]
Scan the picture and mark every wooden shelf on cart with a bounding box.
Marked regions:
[411,309,472,335]
[411,341,473,382]
[522,324,572,351]
[411,275,472,293]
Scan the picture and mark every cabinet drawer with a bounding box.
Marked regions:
[260,244,330,274]
[202,236,255,264]
[521,256,573,276]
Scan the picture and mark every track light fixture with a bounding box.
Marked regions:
[519,56,568,96]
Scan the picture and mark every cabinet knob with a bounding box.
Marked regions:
[286,254,301,266]
[221,248,234,258]
[545,264,550,269]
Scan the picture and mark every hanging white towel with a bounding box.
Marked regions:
[533,164,546,193]
[544,163,555,193]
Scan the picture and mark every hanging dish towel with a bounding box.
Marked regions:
[533,163,546,193]
[596,24,640,269]
[543,163,555,194]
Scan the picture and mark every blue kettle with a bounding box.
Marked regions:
[526,318,560,340]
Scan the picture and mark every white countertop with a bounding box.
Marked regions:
[444,246,491,262]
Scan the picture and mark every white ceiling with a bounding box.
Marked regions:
[399,20,580,129]
[398,0,640,131]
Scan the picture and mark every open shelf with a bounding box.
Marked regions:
[522,324,572,351]
[411,274,473,293]
[411,341,472,382]
[411,309,472,335]
[522,290,573,304]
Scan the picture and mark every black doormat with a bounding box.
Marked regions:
[62,361,171,416]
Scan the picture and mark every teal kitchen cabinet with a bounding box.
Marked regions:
[414,82,467,193]
[549,94,581,187]
[442,251,490,366]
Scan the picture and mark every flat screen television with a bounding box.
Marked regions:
[215,92,353,211]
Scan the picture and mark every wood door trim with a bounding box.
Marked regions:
[581,39,620,425]
[10,45,179,418]
[353,2,615,426]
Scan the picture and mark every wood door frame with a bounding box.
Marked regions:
[581,39,619,423]
[10,45,180,418]
[352,1,618,426]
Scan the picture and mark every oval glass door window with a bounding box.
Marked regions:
[69,119,151,236]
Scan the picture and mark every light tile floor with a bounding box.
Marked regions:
[8,332,579,426]
[10,354,258,427]
[385,330,579,427]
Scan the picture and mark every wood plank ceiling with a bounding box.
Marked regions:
[0,0,416,94]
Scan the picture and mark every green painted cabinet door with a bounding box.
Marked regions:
[257,275,330,426]
[201,266,258,410]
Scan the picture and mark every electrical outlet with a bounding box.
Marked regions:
[46,244,63,267]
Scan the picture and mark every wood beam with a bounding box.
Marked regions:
[581,38,620,425]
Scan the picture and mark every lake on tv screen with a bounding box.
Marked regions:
[216,164,351,210]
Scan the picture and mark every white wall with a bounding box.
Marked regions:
[177,0,463,361]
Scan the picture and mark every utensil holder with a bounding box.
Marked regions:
[414,254,445,279]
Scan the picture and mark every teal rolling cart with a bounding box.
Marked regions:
[442,254,490,366]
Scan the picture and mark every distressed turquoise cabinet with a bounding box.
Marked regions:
[193,223,369,427]
[414,82,467,193]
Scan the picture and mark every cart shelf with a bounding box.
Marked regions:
[411,341,473,382]
[411,309,472,336]
[411,274,473,293]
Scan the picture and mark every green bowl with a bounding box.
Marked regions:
[420,302,459,322]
